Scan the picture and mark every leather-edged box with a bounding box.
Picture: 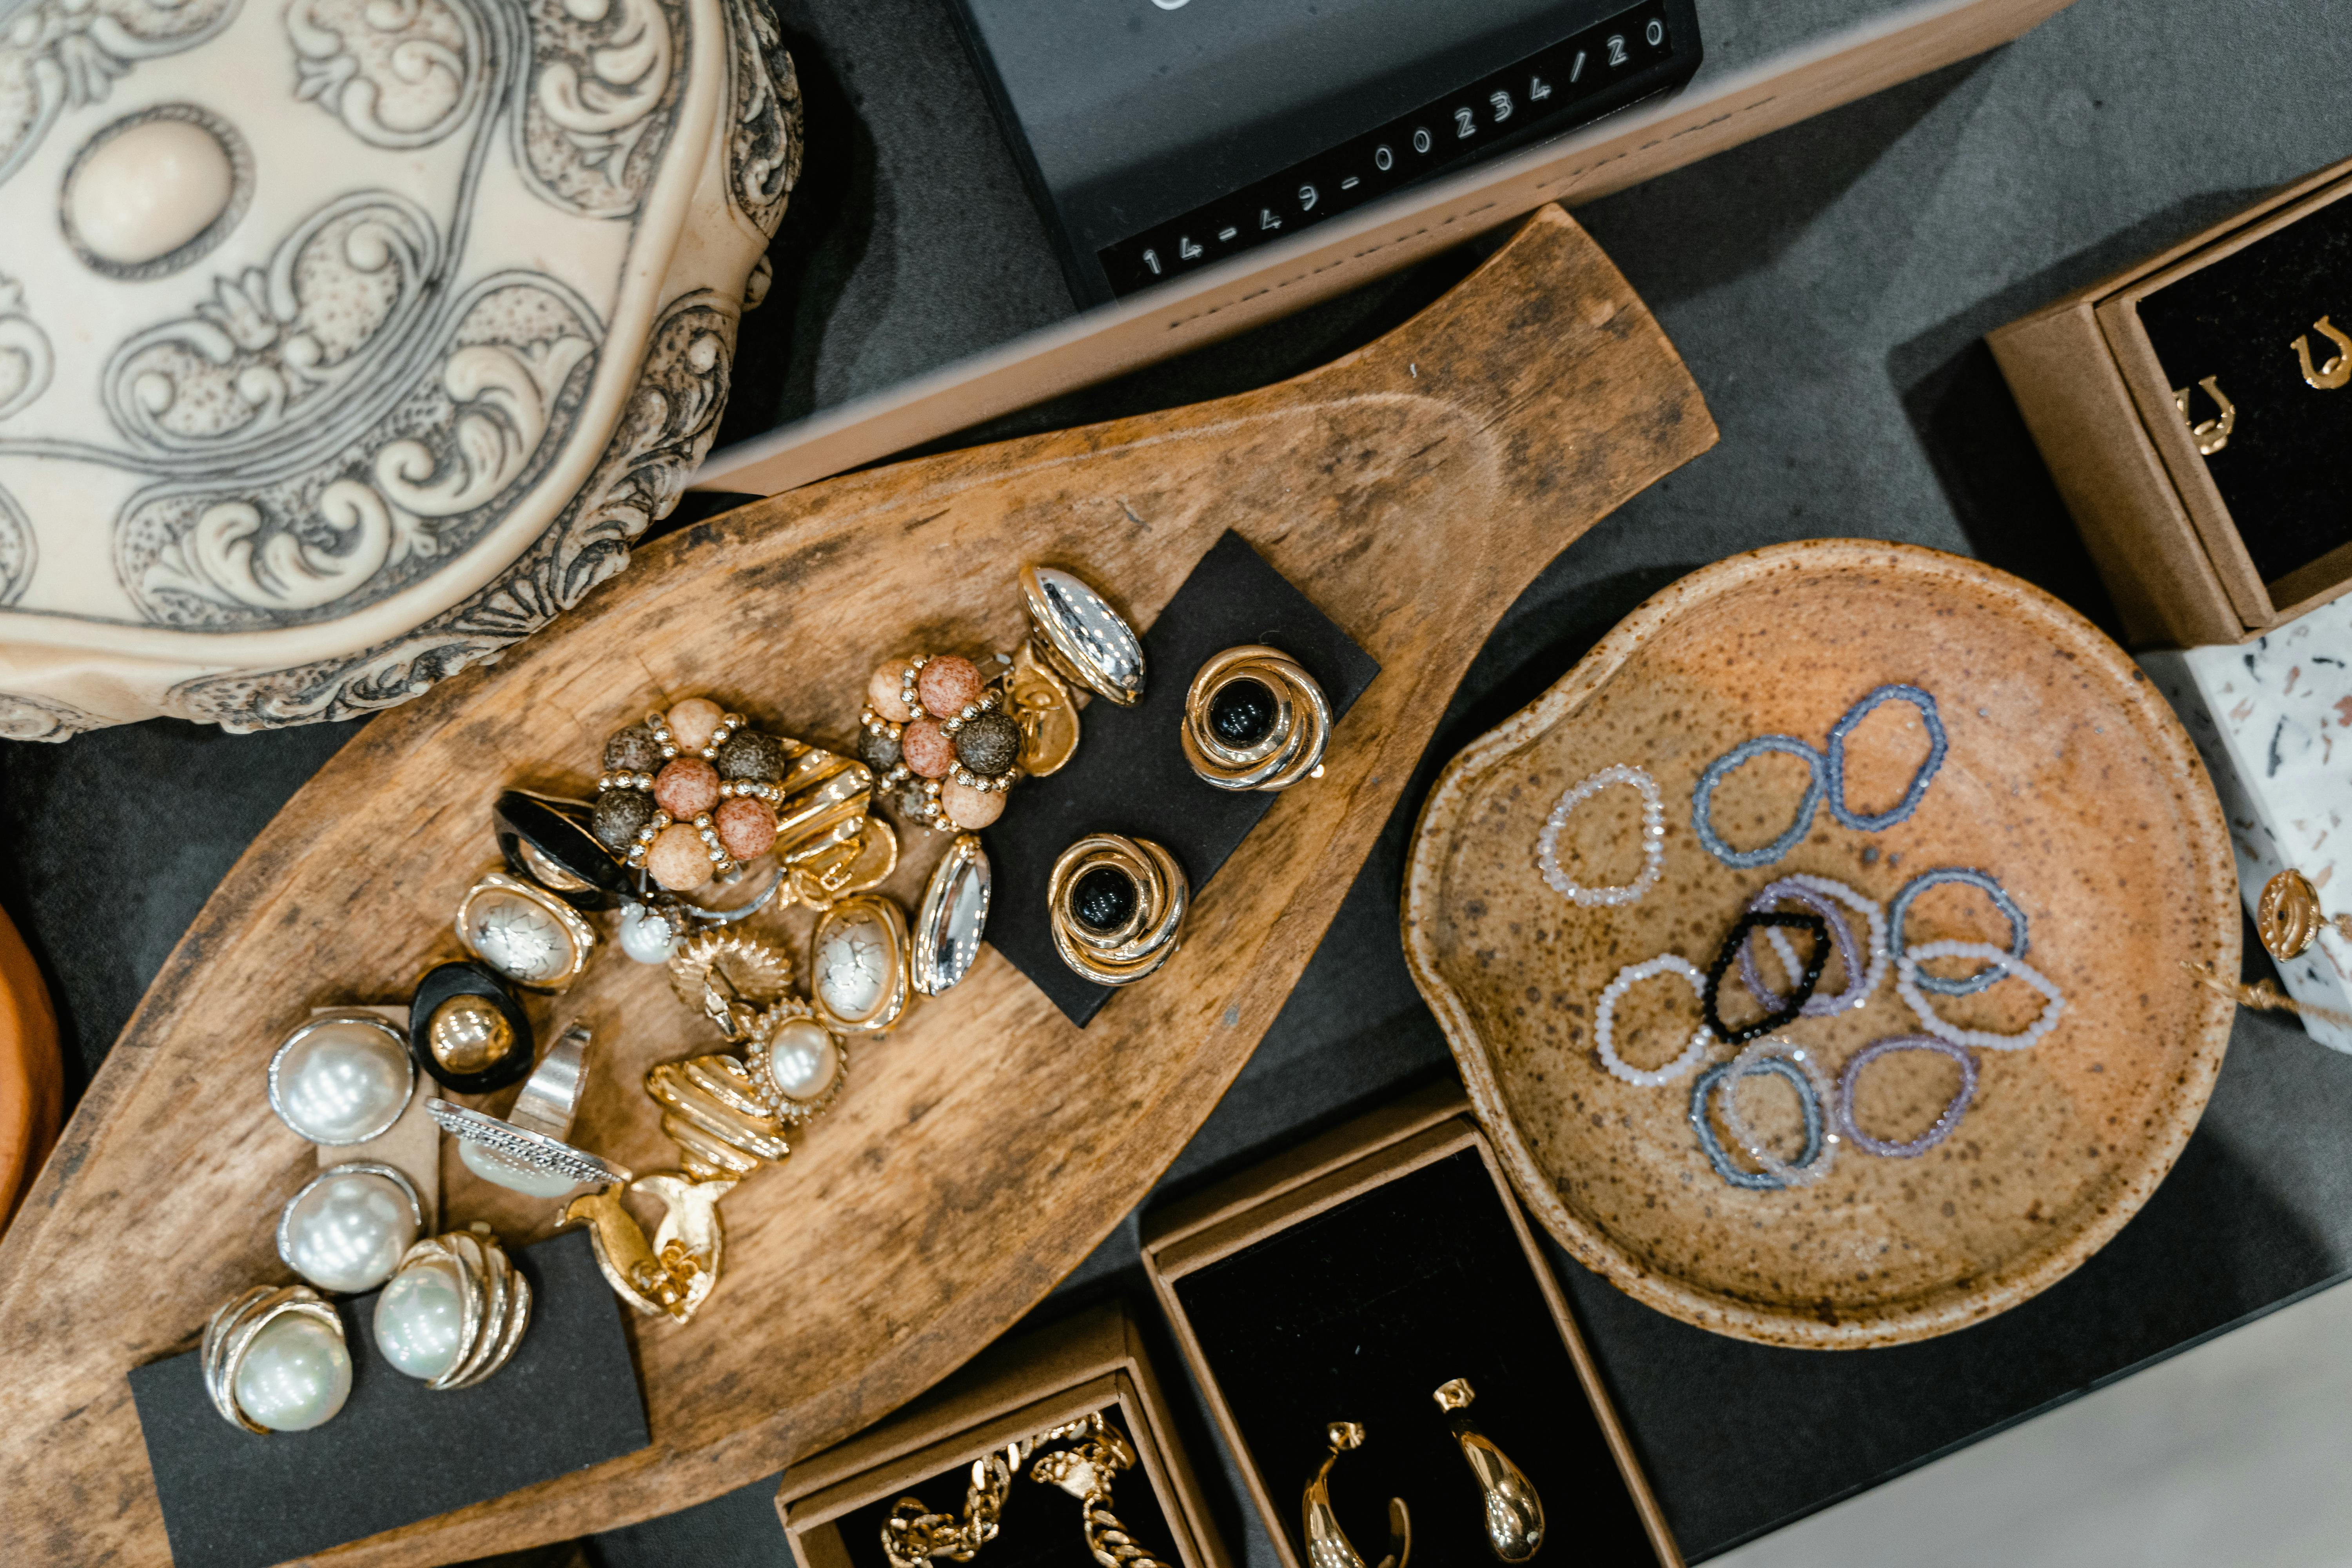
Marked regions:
[1138,1083,1679,1568]
[1989,158,2352,647]
[776,1301,1232,1568]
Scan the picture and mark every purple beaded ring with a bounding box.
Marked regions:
[1738,876,1889,1018]
[1824,684,1947,832]
[1836,1035,1978,1158]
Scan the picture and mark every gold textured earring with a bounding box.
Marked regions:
[1434,1379,1544,1563]
[1303,1421,1410,1568]
[2294,316,2352,390]
[2172,376,2236,455]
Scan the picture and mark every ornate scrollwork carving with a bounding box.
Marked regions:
[0,482,32,606]
[0,274,51,422]
[163,288,738,729]
[103,194,443,453]
[0,691,97,741]
[722,0,800,234]
[0,0,242,187]
[288,0,492,149]
[515,0,684,219]
[121,273,600,626]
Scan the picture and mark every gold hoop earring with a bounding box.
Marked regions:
[1434,1379,1544,1563]
[1303,1421,1409,1568]
[2295,316,2352,390]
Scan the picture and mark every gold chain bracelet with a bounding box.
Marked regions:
[883,1413,1173,1568]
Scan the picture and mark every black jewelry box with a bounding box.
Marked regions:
[1140,1084,1679,1568]
[1993,157,2352,644]
[777,1301,1232,1568]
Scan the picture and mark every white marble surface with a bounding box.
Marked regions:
[2141,599,2352,1052]
[1711,1270,2352,1568]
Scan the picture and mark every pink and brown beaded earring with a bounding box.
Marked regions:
[855,564,1146,833]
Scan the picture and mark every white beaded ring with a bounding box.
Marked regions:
[1536,764,1666,908]
[1895,940,2066,1050]
[1717,1037,1840,1186]
[1761,874,1891,1011]
[1593,954,1712,1087]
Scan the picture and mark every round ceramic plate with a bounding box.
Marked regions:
[1402,540,2239,1348]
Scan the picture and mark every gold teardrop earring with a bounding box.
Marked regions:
[1434,1379,1544,1563]
[1302,1421,1410,1568]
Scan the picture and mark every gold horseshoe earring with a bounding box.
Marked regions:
[2295,315,2352,390]
[1434,1379,1544,1563]
[2172,376,2236,455]
[1303,1421,1410,1568]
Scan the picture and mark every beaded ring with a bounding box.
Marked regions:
[1837,1035,1978,1158]
[1690,735,1826,869]
[1887,867,2029,996]
[1688,1054,1825,1191]
[1703,911,1829,1044]
[1824,684,1947,832]
[1592,955,1711,1087]
[1740,874,1889,1016]
[1717,1038,1839,1187]
[1536,765,1666,907]
[1895,941,2065,1049]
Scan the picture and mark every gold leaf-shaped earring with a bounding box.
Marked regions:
[1303,1421,1409,1568]
[1434,1379,1544,1563]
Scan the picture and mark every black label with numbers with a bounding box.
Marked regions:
[1096,0,1677,298]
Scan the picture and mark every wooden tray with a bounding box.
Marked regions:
[0,206,1714,1566]
[1402,540,2238,1349]
[0,904,60,1232]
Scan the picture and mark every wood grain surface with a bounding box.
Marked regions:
[1402,541,2239,1348]
[0,206,1714,1566]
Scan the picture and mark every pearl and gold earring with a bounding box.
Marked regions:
[373,1223,531,1390]
[203,1285,352,1434]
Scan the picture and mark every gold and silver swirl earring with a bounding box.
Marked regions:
[1303,1421,1410,1568]
[1181,645,1330,791]
[1049,833,1188,985]
[1434,1379,1543,1562]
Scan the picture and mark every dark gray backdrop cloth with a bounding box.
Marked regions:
[8,0,2352,1564]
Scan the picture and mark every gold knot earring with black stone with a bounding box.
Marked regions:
[1049,833,1187,985]
[1181,644,1330,791]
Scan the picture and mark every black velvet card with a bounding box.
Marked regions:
[2137,189,2352,586]
[128,1229,648,1568]
[982,532,1380,1026]
[1174,1151,1660,1568]
[830,1407,1178,1568]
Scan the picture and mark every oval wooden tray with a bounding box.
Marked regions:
[1402,540,2238,1349]
[0,207,1715,1566]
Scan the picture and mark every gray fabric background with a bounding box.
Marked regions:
[6,0,2351,1563]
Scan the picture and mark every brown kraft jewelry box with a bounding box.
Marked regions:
[1989,156,2352,647]
[1139,1082,1680,1568]
[776,1300,1233,1568]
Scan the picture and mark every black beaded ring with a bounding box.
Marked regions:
[1702,911,1830,1044]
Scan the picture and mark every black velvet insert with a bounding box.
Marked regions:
[831,1407,1181,1568]
[128,1229,648,1568]
[1173,1151,1661,1568]
[982,532,1380,1026]
[2137,189,2352,586]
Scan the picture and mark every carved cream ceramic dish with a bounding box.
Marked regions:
[0,0,799,735]
[1403,540,2239,1348]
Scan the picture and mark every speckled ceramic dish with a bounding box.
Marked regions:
[1402,539,2239,1348]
